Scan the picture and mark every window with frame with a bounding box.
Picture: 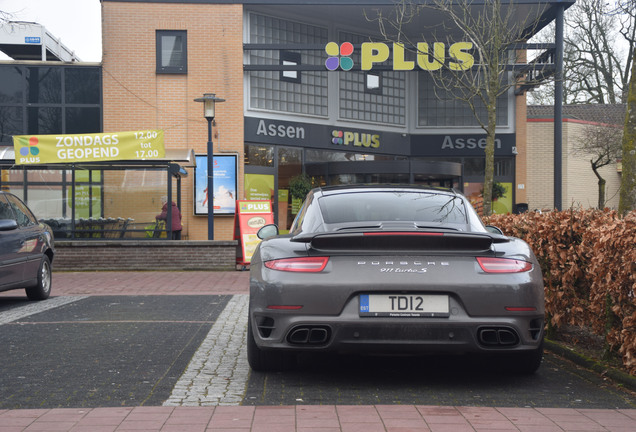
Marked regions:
[248,13,328,116]
[156,30,187,74]
[339,31,406,125]
[418,71,509,127]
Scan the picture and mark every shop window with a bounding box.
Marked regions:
[65,68,101,104]
[245,144,274,167]
[66,107,101,134]
[27,107,62,135]
[0,107,22,144]
[27,67,61,104]
[280,51,301,83]
[0,66,23,103]
[156,30,187,74]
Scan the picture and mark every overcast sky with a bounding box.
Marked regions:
[0,0,102,62]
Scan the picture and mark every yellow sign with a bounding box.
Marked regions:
[360,42,474,71]
[12,130,165,165]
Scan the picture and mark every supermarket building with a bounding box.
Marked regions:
[1,0,573,241]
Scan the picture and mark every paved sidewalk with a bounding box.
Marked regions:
[1,271,635,432]
[1,405,635,431]
[48,270,251,296]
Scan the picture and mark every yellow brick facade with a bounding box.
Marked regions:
[527,119,622,210]
[102,2,244,240]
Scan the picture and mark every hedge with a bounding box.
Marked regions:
[484,210,636,374]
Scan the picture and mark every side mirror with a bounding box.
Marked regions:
[0,219,18,231]
[485,225,504,235]
[257,224,279,240]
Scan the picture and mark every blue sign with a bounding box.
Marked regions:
[25,37,41,44]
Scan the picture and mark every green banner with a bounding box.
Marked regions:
[13,130,165,165]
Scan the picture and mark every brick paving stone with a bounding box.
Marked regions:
[3,272,636,432]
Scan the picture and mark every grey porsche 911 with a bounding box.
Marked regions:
[248,185,545,373]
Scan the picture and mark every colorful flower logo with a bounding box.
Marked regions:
[19,136,40,156]
[331,130,344,144]
[325,42,354,71]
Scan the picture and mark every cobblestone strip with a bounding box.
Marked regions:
[0,296,89,325]
[163,294,250,406]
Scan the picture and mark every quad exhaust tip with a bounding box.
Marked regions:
[288,326,331,345]
[478,327,520,347]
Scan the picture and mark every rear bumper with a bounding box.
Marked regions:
[250,303,544,355]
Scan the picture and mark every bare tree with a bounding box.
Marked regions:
[610,1,636,102]
[619,47,636,215]
[529,0,635,105]
[372,0,551,215]
[571,118,623,208]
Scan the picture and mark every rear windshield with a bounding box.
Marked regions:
[318,191,467,225]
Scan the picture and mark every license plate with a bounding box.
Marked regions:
[359,294,449,317]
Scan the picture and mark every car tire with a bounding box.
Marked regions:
[26,255,52,301]
[247,319,295,372]
[513,339,544,374]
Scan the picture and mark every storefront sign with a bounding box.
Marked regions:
[245,117,410,155]
[325,42,474,71]
[255,119,306,140]
[234,200,274,265]
[13,130,165,165]
[331,129,380,148]
[411,134,516,157]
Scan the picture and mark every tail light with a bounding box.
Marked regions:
[264,256,329,272]
[476,257,532,273]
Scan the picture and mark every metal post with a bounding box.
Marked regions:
[194,93,224,240]
[554,4,564,211]
[207,117,214,240]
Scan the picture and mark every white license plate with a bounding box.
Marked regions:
[359,294,449,317]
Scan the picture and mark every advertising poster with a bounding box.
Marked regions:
[234,200,274,265]
[244,173,275,201]
[194,154,238,215]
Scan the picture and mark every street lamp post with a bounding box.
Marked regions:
[194,93,225,240]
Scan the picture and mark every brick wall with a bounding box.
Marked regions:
[527,119,622,210]
[102,2,245,242]
[53,241,238,271]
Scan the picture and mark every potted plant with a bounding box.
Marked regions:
[289,173,312,201]
[492,181,506,201]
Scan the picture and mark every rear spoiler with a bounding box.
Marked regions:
[292,231,509,254]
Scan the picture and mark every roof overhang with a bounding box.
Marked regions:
[0,21,81,62]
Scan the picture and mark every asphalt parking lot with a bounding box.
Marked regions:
[0,271,635,431]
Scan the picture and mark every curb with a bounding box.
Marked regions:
[545,339,636,392]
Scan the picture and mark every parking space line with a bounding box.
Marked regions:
[0,296,89,325]
[163,294,249,406]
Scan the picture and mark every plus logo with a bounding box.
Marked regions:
[19,136,40,157]
[325,42,354,71]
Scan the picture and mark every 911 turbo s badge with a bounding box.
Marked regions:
[357,260,450,273]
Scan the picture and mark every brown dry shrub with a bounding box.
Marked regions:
[484,210,636,374]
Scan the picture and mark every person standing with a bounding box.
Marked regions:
[156,196,182,239]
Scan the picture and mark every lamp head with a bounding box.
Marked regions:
[194,93,226,119]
